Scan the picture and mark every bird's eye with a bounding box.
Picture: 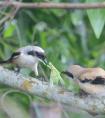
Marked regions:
[35,51,46,60]
[27,51,46,60]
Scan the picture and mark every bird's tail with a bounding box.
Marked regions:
[0,59,11,64]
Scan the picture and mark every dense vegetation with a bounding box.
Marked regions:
[0,0,105,118]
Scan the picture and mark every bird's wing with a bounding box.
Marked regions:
[78,68,105,85]
[10,52,21,60]
[0,52,21,64]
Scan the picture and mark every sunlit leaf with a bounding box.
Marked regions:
[49,62,65,86]
[3,21,16,38]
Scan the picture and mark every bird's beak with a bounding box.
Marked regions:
[43,58,49,65]
[37,53,49,65]
[61,71,74,78]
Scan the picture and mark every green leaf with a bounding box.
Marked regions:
[71,10,82,26]
[49,62,65,86]
[3,21,16,38]
[86,0,105,39]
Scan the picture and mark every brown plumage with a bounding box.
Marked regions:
[62,65,105,96]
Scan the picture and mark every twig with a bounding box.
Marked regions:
[0,1,105,9]
[0,6,19,26]
[0,66,105,115]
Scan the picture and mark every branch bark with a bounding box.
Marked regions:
[0,66,105,115]
[1,1,105,9]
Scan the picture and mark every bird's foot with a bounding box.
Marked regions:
[14,66,20,75]
[79,89,89,98]
[75,89,89,98]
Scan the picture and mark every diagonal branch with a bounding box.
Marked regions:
[0,7,19,26]
[0,66,105,115]
[0,1,105,9]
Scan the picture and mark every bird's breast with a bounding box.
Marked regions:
[12,54,38,68]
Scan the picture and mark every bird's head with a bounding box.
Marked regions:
[62,65,84,79]
[21,46,48,65]
[28,46,47,76]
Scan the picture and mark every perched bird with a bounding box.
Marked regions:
[62,65,105,96]
[0,45,47,76]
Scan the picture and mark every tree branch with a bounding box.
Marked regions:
[0,1,105,9]
[0,66,105,115]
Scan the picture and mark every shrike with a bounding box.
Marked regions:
[62,65,105,96]
[0,45,47,76]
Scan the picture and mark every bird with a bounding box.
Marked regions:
[0,45,47,76]
[62,65,105,96]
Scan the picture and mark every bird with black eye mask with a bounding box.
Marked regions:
[0,45,48,76]
[62,65,105,96]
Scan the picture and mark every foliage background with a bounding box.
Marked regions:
[0,0,105,118]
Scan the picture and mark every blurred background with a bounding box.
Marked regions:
[0,0,105,118]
